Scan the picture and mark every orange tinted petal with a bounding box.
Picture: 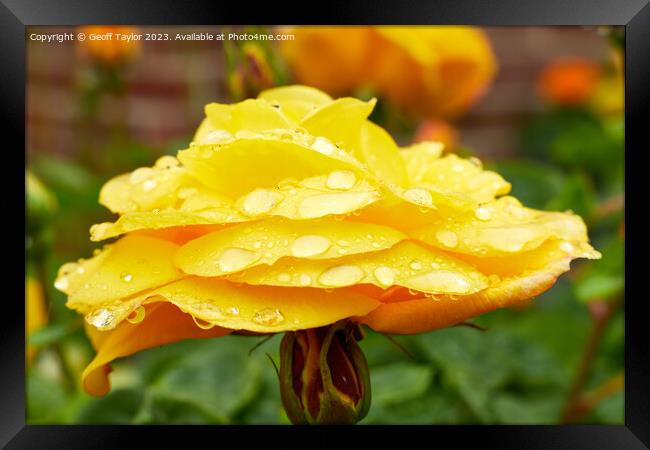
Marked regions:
[360,255,574,334]
[82,302,230,396]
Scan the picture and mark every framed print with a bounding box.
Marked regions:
[6,0,649,447]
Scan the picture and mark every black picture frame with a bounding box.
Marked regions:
[6,0,649,447]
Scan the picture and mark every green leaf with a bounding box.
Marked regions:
[417,325,566,423]
[27,373,69,423]
[575,237,624,303]
[489,160,567,209]
[142,337,265,423]
[28,320,83,348]
[74,388,144,424]
[545,171,596,218]
[370,363,433,406]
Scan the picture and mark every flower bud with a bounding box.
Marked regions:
[279,321,371,425]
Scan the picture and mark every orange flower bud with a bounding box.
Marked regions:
[538,58,601,106]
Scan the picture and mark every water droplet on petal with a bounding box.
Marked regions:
[126,306,146,324]
[155,155,180,169]
[201,129,233,144]
[374,266,395,287]
[90,223,112,240]
[86,308,115,329]
[193,317,216,329]
[406,270,472,294]
[436,230,458,248]
[318,265,364,287]
[290,235,331,257]
[142,179,157,192]
[475,206,491,221]
[218,247,261,273]
[311,136,335,155]
[121,272,133,282]
[129,167,154,184]
[404,188,433,207]
[299,274,312,286]
[560,242,575,253]
[54,276,69,291]
[252,308,285,326]
[326,170,357,190]
[225,306,240,316]
[241,189,283,216]
[298,192,377,218]
[409,260,423,271]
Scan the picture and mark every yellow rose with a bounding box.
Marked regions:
[56,85,599,398]
[280,26,497,118]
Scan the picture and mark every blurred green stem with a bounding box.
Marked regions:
[560,297,621,423]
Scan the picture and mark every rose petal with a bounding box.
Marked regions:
[99,156,195,214]
[82,302,230,396]
[174,218,405,277]
[204,98,295,133]
[257,85,333,122]
[178,130,367,197]
[65,235,184,309]
[413,196,590,255]
[84,277,380,334]
[359,245,592,334]
[231,240,487,295]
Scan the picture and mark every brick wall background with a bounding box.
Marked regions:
[26,26,616,161]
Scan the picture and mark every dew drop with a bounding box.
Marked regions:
[560,242,575,253]
[474,206,492,221]
[318,265,364,287]
[404,188,433,207]
[290,235,331,257]
[299,274,312,286]
[54,276,69,291]
[86,308,115,329]
[410,260,423,271]
[193,317,216,330]
[406,270,472,294]
[126,306,146,324]
[142,179,157,192]
[201,129,233,144]
[155,155,180,169]
[225,306,240,316]
[218,247,261,273]
[374,266,395,287]
[468,157,483,168]
[120,272,133,283]
[129,167,154,184]
[252,308,285,326]
[298,192,377,218]
[326,170,357,190]
[241,189,282,216]
[90,223,112,240]
[436,230,458,248]
[311,136,335,155]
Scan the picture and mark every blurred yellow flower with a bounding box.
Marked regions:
[77,26,141,67]
[56,85,598,397]
[26,277,48,364]
[590,50,624,116]
[280,26,497,118]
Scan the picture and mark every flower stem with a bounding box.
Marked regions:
[560,298,621,423]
